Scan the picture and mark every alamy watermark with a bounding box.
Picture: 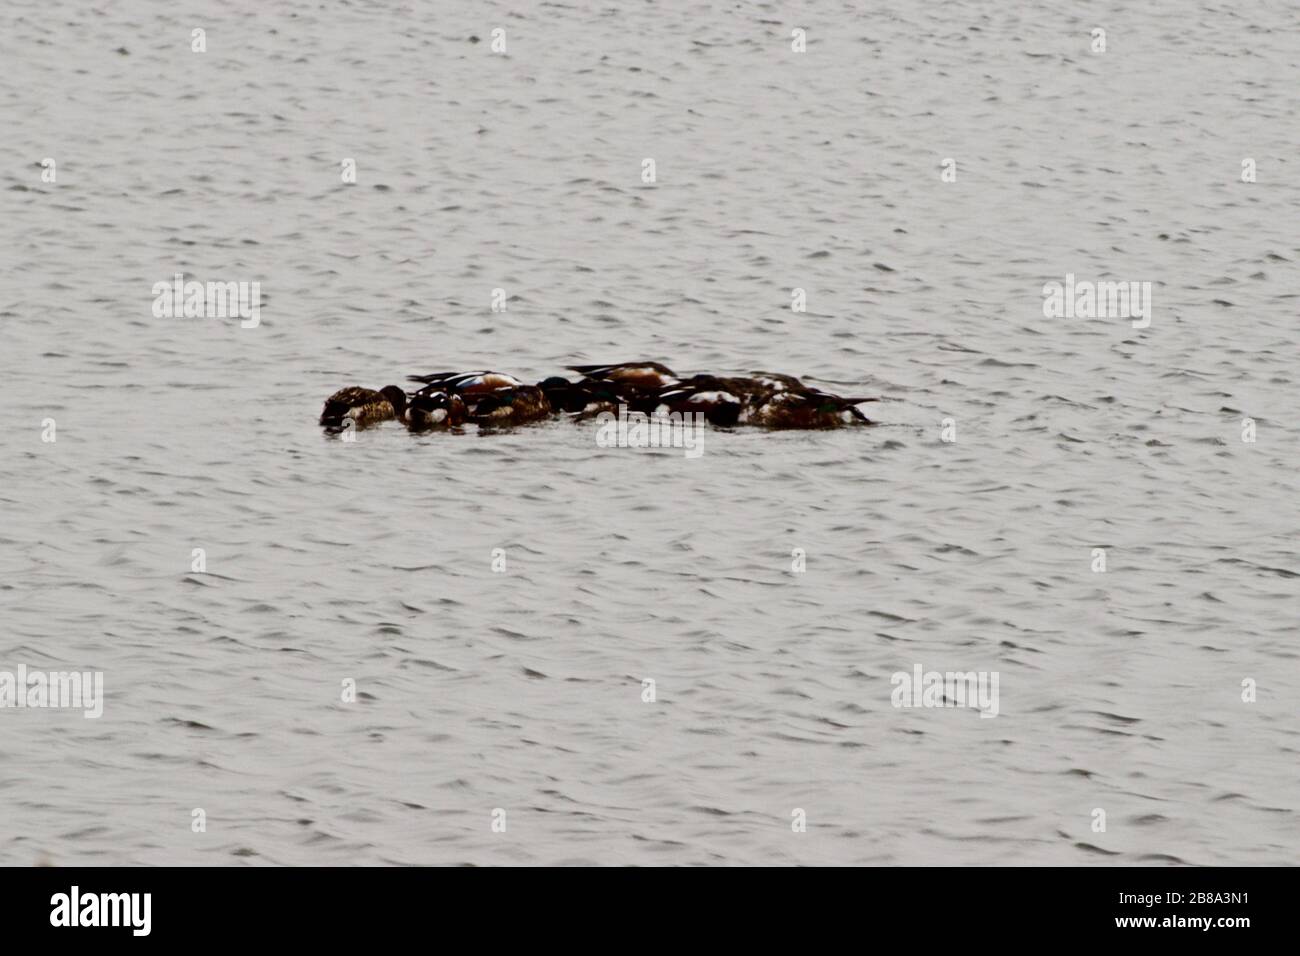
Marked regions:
[595,405,706,459]
[50,886,150,935]
[0,665,103,718]
[891,664,999,718]
[152,273,261,328]
[1042,273,1151,328]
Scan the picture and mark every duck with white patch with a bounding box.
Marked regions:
[405,385,468,430]
[406,369,555,424]
[741,387,878,428]
[567,362,679,390]
[652,382,745,427]
[406,370,525,396]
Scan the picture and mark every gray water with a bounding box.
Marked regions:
[1,1,1296,866]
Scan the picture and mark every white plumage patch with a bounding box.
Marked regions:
[468,372,522,389]
[685,390,738,404]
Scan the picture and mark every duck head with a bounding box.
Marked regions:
[537,376,580,412]
[379,385,408,418]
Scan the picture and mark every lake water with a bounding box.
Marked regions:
[0,1,1295,865]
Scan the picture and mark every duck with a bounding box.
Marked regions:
[408,369,559,425]
[407,370,525,395]
[650,381,745,427]
[406,386,468,430]
[568,363,683,416]
[467,385,552,425]
[319,385,407,431]
[539,376,634,416]
[567,362,679,390]
[740,387,877,428]
[673,372,878,427]
[409,373,599,418]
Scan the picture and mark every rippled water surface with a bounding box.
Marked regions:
[1,2,1297,865]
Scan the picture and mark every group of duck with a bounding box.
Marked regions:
[318,362,880,433]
